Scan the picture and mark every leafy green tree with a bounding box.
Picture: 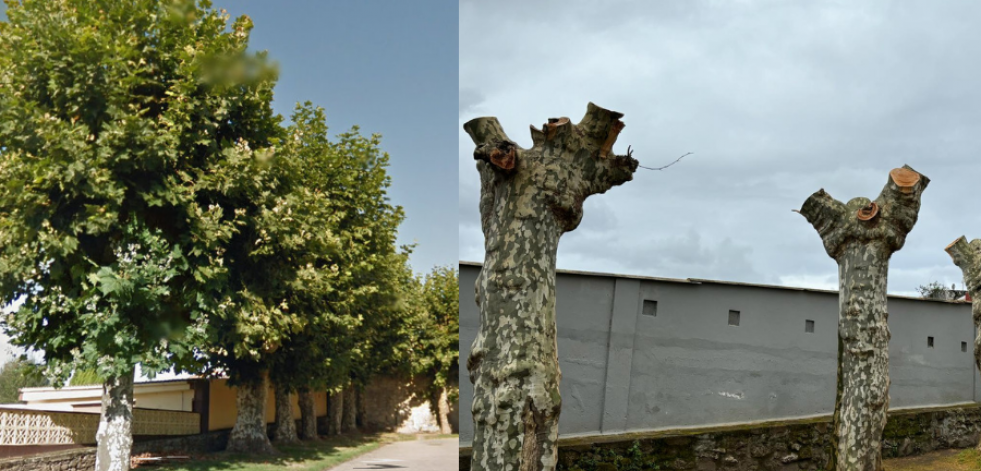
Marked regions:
[0,359,48,403]
[0,1,279,469]
[411,266,459,433]
[257,103,406,439]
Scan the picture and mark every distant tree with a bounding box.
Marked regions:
[0,1,280,469]
[0,359,48,403]
[411,266,459,434]
[917,281,959,300]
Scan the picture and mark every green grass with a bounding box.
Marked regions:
[957,448,981,470]
[882,448,981,471]
[143,434,398,471]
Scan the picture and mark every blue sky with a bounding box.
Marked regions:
[1,1,458,275]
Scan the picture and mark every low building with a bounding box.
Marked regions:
[1,373,455,458]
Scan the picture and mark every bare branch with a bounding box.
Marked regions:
[638,152,693,171]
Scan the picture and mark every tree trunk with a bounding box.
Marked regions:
[464,103,638,471]
[356,385,366,429]
[342,386,357,434]
[272,382,299,443]
[800,166,928,471]
[298,389,319,440]
[327,390,343,435]
[95,369,135,471]
[226,375,276,454]
[945,236,981,450]
[436,387,452,434]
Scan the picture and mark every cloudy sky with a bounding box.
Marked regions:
[459,0,981,295]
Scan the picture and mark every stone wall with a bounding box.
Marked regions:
[0,448,94,471]
[459,263,978,446]
[459,405,981,471]
[361,375,459,433]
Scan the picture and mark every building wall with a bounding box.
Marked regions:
[207,378,327,432]
[458,263,977,447]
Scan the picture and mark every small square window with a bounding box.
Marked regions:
[805,320,815,333]
[962,342,968,352]
[928,337,934,348]
[728,310,740,326]
[642,300,657,317]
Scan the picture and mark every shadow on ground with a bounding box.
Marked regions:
[144,433,399,471]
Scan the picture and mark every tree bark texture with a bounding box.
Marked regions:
[273,382,299,443]
[799,166,929,471]
[226,376,276,454]
[95,369,135,471]
[342,386,357,433]
[945,236,981,449]
[437,387,453,434]
[327,390,343,436]
[298,390,319,440]
[356,385,366,429]
[465,103,638,471]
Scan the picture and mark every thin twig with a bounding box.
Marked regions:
[638,152,693,171]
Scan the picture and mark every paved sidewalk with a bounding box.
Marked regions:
[326,437,457,471]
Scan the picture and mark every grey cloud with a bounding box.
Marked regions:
[460,0,981,294]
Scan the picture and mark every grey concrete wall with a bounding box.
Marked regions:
[458,262,977,447]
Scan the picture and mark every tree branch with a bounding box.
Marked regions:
[638,152,693,171]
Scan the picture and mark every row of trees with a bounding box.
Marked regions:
[0,2,458,470]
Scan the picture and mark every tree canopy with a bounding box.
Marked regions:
[0,0,280,386]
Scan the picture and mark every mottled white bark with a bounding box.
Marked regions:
[437,388,452,434]
[945,236,981,450]
[298,390,320,440]
[95,369,135,471]
[342,386,357,433]
[273,382,299,443]
[800,166,929,471]
[327,390,343,436]
[465,103,638,471]
[226,376,275,454]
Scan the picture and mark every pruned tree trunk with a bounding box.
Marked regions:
[226,375,276,454]
[298,389,319,440]
[945,236,981,450]
[327,390,343,435]
[342,386,357,433]
[95,369,135,471]
[273,382,299,443]
[465,103,638,471]
[799,166,929,471]
[436,387,452,434]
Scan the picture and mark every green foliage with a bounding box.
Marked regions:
[410,266,459,400]
[224,101,406,395]
[917,281,959,300]
[69,368,101,386]
[0,358,48,403]
[0,0,280,385]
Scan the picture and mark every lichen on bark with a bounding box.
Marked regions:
[437,387,453,434]
[95,370,135,471]
[226,375,276,454]
[342,386,357,433]
[327,390,343,435]
[298,390,320,440]
[273,382,299,443]
[465,103,638,471]
[944,236,981,450]
[799,165,929,471]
